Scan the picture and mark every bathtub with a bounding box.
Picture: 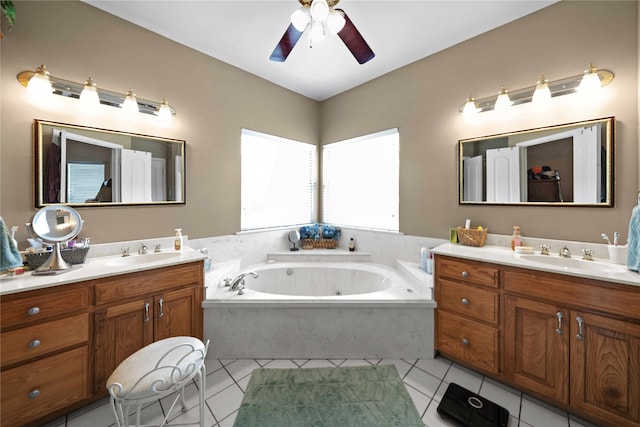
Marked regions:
[202,259,436,359]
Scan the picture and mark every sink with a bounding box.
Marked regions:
[519,255,627,274]
[106,252,182,267]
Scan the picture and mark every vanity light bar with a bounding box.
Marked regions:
[16,66,176,117]
[459,65,614,114]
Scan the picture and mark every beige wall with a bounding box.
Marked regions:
[1,1,638,246]
[0,1,319,244]
[321,0,638,243]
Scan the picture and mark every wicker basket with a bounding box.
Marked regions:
[24,247,90,270]
[301,238,337,249]
[456,226,488,247]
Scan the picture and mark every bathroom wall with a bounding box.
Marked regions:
[0,1,319,245]
[321,1,639,243]
[1,1,638,246]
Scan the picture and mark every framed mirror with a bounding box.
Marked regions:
[459,117,614,206]
[34,120,186,207]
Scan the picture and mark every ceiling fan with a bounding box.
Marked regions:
[270,0,375,65]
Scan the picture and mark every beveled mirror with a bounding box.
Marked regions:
[34,119,186,207]
[459,117,614,206]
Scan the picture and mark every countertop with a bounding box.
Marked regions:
[0,247,206,296]
[432,243,640,288]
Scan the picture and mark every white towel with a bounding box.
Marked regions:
[626,205,640,272]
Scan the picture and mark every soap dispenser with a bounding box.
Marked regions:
[174,228,183,251]
[511,226,522,250]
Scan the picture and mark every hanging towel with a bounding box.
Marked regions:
[0,216,22,271]
[627,204,640,272]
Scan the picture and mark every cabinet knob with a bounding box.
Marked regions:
[461,271,469,277]
[462,338,469,346]
[29,340,41,349]
[461,298,469,305]
[28,389,40,399]
[27,307,40,316]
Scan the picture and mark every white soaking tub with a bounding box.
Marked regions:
[202,260,435,359]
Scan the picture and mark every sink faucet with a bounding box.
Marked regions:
[225,272,258,295]
[559,245,571,258]
[540,244,550,256]
[582,249,594,261]
[138,243,148,255]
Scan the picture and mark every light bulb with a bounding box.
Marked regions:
[310,20,326,44]
[290,6,310,32]
[27,65,53,95]
[532,75,551,105]
[121,89,139,114]
[462,96,479,116]
[494,86,512,112]
[310,0,329,22]
[326,9,345,34]
[578,64,601,94]
[79,77,100,106]
[157,97,173,121]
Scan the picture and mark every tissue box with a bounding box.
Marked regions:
[24,247,90,270]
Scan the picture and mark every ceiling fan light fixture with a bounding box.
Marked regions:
[290,6,310,32]
[310,0,329,22]
[310,20,326,43]
[326,8,345,34]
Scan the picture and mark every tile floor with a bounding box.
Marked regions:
[41,356,601,427]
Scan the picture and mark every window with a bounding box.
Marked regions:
[241,129,316,230]
[67,162,106,203]
[322,128,399,231]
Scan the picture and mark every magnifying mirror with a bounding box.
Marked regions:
[26,205,83,275]
[288,230,300,252]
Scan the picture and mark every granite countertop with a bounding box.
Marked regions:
[0,247,206,296]
[432,243,640,288]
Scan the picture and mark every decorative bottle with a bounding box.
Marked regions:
[511,226,522,250]
[349,238,355,252]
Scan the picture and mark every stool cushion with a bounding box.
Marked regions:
[107,336,206,400]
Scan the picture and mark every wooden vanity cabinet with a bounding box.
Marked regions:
[434,256,500,375]
[435,254,640,427]
[93,262,203,394]
[0,282,91,427]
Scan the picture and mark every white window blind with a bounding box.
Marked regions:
[67,162,106,203]
[322,128,399,231]
[241,129,316,231]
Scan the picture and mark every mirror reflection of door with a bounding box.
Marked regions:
[121,149,152,203]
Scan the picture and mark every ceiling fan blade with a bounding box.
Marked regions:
[270,23,305,62]
[336,9,375,64]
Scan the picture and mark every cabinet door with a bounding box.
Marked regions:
[154,286,199,341]
[94,298,154,393]
[570,311,640,427]
[504,295,569,404]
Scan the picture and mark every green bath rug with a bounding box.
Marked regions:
[233,364,423,427]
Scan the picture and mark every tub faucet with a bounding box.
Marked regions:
[559,245,571,258]
[225,272,259,294]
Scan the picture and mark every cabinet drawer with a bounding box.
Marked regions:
[1,313,89,367]
[437,256,499,288]
[437,311,498,374]
[439,281,498,324]
[94,262,202,305]
[1,346,89,427]
[1,284,90,329]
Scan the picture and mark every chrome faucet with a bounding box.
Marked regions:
[582,249,594,261]
[225,272,258,295]
[559,245,571,258]
[540,244,550,256]
[138,243,148,255]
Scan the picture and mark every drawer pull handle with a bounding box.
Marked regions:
[29,340,41,349]
[555,311,564,335]
[28,389,40,399]
[144,302,150,323]
[461,271,469,277]
[462,338,469,346]
[461,298,469,305]
[28,307,40,316]
[158,298,164,318]
[576,316,585,341]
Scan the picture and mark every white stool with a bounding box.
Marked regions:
[107,336,209,427]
